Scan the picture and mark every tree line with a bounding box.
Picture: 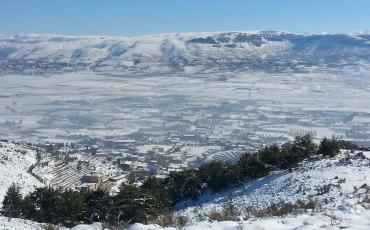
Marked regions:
[1,136,363,227]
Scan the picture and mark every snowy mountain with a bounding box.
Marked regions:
[1,31,370,74]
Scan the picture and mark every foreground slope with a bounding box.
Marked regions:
[0,216,45,230]
[130,150,370,229]
[0,141,44,207]
[0,145,369,229]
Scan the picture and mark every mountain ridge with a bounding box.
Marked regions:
[1,31,370,74]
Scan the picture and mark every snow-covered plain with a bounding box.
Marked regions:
[1,31,370,147]
[1,71,370,147]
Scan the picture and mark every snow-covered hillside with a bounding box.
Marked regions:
[0,141,44,207]
[1,31,370,74]
[129,150,370,230]
[177,151,370,215]
[0,216,49,230]
[0,145,369,229]
[128,211,370,230]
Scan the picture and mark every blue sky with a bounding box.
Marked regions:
[1,0,370,36]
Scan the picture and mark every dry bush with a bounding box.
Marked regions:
[221,200,240,221]
[266,202,295,217]
[242,199,317,219]
[355,152,367,159]
[43,224,60,230]
[323,212,342,226]
[244,201,295,217]
[316,183,340,195]
[296,199,317,211]
[105,223,130,230]
[192,208,207,222]
[175,215,189,228]
[207,200,240,222]
[359,195,370,209]
[207,209,225,222]
[242,206,258,220]
[156,212,176,227]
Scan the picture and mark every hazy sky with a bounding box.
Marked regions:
[1,0,370,36]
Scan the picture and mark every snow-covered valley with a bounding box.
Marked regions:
[0,31,370,229]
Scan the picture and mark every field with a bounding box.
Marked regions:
[0,70,369,148]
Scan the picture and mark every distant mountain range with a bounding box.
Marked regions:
[1,31,370,74]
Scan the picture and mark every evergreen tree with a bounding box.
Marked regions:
[183,173,203,202]
[291,135,317,158]
[318,137,340,157]
[26,187,61,224]
[57,190,87,227]
[20,195,38,221]
[2,183,23,218]
[280,150,300,172]
[258,145,285,168]
[85,189,113,223]
[163,172,189,202]
[223,164,243,186]
[281,135,317,171]
[199,162,228,191]
[239,153,269,179]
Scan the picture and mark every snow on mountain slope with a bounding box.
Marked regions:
[128,211,370,230]
[128,150,370,229]
[177,150,370,216]
[0,141,44,207]
[1,31,370,74]
[0,146,369,229]
[0,216,46,230]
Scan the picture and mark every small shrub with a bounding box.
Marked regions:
[355,152,366,159]
[359,195,370,209]
[316,184,339,195]
[268,202,295,217]
[323,212,341,226]
[156,212,176,227]
[43,224,60,230]
[221,200,240,221]
[207,209,224,222]
[243,200,316,219]
[175,215,189,228]
[296,199,317,211]
[242,206,258,220]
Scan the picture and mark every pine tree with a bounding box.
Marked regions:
[318,137,340,157]
[2,183,23,218]
[291,135,317,158]
[199,162,228,191]
[58,190,87,227]
[239,153,269,178]
[259,145,285,168]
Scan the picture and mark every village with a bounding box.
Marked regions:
[26,100,370,194]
